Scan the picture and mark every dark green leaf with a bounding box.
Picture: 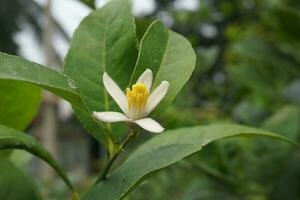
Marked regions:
[64,0,137,112]
[64,0,137,142]
[130,21,196,114]
[0,124,74,191]
[83,124,293,200]
[0,52,82,108]
[0,157,41,200]
[79,0,95,9]
[0,52,106,143]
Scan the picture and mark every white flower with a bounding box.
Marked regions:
[93,69,169,133]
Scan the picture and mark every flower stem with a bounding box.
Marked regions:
[94,130,138,185]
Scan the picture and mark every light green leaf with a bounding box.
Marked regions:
[0,79,40,130]
[0,52,83,109]
[0,157,41,200]
[0,124,74,191]
[83,124,293,200]
[130,21,196,114]
[64,0,137,141]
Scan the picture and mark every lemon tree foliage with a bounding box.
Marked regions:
[64,0,138,143]
[0,53,82,108]
[131,21,196,114]
[0,157,41,200]
[0,0,294,199]
[83,124,293,200]
[0,79,40,130]
[0,124,74,191]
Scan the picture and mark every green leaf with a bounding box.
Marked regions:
[64,0,137,113]
[262,105,300,139]
[0,52,83,109]
[0,124,74,191]
[64,0,137,141]
[0,79,40,130]
[83,124,293,200]
[130,21,196,114]
[135,18,153,42]
[79,0,96,9]
[0,52,107,143]
[0,157,41,200]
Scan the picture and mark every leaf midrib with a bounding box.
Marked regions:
[129,21,170,89]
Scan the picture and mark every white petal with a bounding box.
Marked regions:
[136,68,153,91]
[134,118,165,133]
[103,73,128,115]
[93,111,130,123]
[146,81,169,114]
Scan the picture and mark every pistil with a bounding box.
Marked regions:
[126,83,149,119]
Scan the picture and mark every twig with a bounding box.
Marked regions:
[94,130,138,185]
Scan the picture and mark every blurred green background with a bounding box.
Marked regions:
[0,0,299,199]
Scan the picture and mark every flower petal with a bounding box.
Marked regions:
[146,81,169,114]
[103,73,128,115]
[93,111,130,123]
[136,68,153,91]
[134,118,164,133]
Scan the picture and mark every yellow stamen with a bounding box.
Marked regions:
[126,83,149,119]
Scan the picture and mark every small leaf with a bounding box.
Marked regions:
[83,124,293,200]
[0,124,74,191]
[0,79,40,130]
[0,157,41,200]
[130,21,196,114]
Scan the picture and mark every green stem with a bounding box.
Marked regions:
[94,130,138,185]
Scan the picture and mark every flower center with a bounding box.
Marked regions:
[126,83,149,119]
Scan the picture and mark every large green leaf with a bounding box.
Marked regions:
[64,0,137,141]
[0,79,40,130]
[130,21,196,114]
[0,124,74,191]
[64,0,137,111]
[0,52,107,143]
[83,124,293,200]
[0,52,82,108]
[0,157,41,200]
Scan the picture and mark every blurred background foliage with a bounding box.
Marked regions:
[130,0,300,199]
[0,0,300,199]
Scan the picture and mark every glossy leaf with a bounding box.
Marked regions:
[83,124,293,200]
[64,0,137,114]
[0,52,107,143]
[0,157,41,200]
[0,124,74,191]
[130,21,196,114]
[0,79,40,130]
[0,52,83,109]
[64,0,137,142]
